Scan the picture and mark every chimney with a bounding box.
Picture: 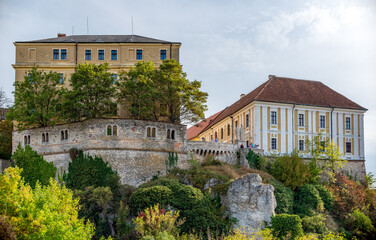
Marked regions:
[240,94,245,99]
[57,33,66,38]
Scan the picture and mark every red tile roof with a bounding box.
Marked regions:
[187,111,222,140]
[190,75,366,139]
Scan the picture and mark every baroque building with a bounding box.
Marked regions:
[188,75,367,162]
[12,34,181,88]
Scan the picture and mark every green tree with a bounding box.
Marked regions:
[157,59,208,124]
[11,145,56,188]
[63,63,117,121]
[7,66,65,129]
[322,141,346,183]
[270,151,311,190]
[118,61,159,120]
[0,167,94,239]
[0,120,12,159]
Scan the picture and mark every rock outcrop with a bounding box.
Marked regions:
[222,173,276,233]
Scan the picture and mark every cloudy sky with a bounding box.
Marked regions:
[1,0,375,174]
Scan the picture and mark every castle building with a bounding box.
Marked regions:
[12,34,181,88]
[188,75,367,162]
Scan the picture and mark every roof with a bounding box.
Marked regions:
[187,111,223,140]
[15,35,181,44]
[195,75,366,137]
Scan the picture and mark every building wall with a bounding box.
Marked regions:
[198,101,366,161]
[13,42,181,89]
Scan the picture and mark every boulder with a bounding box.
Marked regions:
[222,173,276,233]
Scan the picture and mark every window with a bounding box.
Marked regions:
[111,50,117,60]
[215,132,218,140]
[167,129,171,139]
[147,127,156,138]
[59,73,64,85]
[320,116,325,128]
[61,49,67,60]
[298,114,304,127]
[136,50,142,60]
[221,128,224,139]
[246,114,249,128]
[235,120,238,128]
[346,142,352,153]
[61,130,68,140]
[271,111,277,124]
[160,50,166,60]
[85,50,91,60]
[320,141,326,152]
[24,135,31,145]
[111,74,117,84]
[271,138,277,150]
[345,117,351,130]
[98,50,104,60]
[171,130,175,140]
[28,73,34,84]
[42,133,49,143]
[299,140,304,151]
[227,124,230,136]
[53,49,59,60]
[107,125,118,136]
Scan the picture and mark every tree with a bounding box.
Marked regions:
[11,145,57,188]
[157,59,208,124]
[0,87,11,108]
[0,120,12,159]
[118,60,208,124]
[63,63,117,121]
[0,167,94,239]
[118,61,159,120]
[7,66,65,129]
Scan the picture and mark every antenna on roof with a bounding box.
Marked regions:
[131,16,134,35]
[87,16,89,35]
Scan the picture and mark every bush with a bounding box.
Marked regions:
[64,151,120,191]
[136,178,233,236]
[0,215,16,240]
[11,145,56,188]
[301,214,326,234]
[314,185,333,212]
[246,150,261,169]
[270,151,311,190]
[329,173,366,219]
[294,184,322,218]
[271,214,303,239]
[0,167,94,239]
[344,209,375,240]
[130,186,173,214]
[270,180,294,214]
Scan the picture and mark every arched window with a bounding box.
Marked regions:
[42,133,45,143]
[113,125,117,136]
[171,130,175,140]
[61,130,64,140]
[147,127,151,137]
[167,129,171,139]
[221,128,223,139]
[215,132,217,140]
[65,130,68,139]
[227,124,231,136]
[107,125,112,136]
[27,135,30,145]
[152,128,156,138]
[46,133,49,142]
[24,136,27,145]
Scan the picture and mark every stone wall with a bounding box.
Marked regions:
[0,159,11,173]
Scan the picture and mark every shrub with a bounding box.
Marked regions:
[294,184,322,218]
[64,151,120,191]
[270,151,311,190]
[270,180,294,214]
[130,186,173,213]
[0,215,16,240]
[344,209,375,240]
[0,167,94,239]
[11,144,56,188]
[314,185,333,212]
[246,150,261,169]
[301,214,326,234]
[329,173,366,219]
[271,214,303,239]
[134,204,183,239]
